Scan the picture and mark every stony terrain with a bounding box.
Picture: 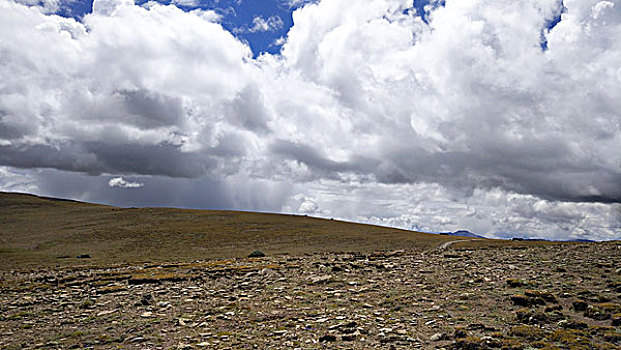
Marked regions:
[1,241,620,349]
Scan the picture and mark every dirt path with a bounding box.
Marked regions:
[438,239,482,250]
[422,239,483,255]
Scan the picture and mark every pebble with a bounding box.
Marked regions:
[96,309,117,317]
[430,333,443,341]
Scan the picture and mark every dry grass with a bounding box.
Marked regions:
[0,192,479,270]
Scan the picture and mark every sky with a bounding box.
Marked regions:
[0,0,620,241]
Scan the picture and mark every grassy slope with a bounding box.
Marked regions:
[0,192,480,269]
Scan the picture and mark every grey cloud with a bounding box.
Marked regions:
[269,139,379,178]
[119,89,184,129]
[84,142,217,177]
[375,145,621,204]
[229,86,271,133]
[0,142,223,178]
[269,133,621,204]
[0,143,102,174]
[270,140,350,173]
[22,168,293,213]
[0,110,35,140]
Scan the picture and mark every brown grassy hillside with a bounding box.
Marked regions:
[0,192,477,269]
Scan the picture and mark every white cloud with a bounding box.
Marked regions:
[12,0,62,13]
[284,193,331,216]
[171,0,199,7]
[292,181,621,241]
[283,0,318,9]
[108,176,144,188]
[0,0,620,240]
[0,166,39,193]
[248,15,284,33]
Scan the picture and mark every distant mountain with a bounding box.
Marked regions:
[510,237,597,242]
[439,230,486,238]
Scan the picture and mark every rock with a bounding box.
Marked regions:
[386,250,405,257]
[319,334,337,342]
[140,294,153,306]
[96,309,117,317]
[449,337,490,349]
[515,308,553,325]
[76,254,91,259]
[430,333,444,341]
[331,265,343,272]
[341,332,359,341]
[454,328,467,338]
[572,300,588,312]
[466,323,484,331]
[557,320,588,330]
[510,295,531,307]
[248,250,266,258]
[308,275,332,284]
[525,290,557,303]
[506,278,527,287]
[140,311,153,318]
[544,304,562,312]
[584,305,611,321]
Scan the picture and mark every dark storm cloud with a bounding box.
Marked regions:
[0,142,220,177]
[374,144,621,203]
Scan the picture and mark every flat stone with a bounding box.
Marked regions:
[430,333,443,341]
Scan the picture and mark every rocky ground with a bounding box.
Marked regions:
[1,241,620,349]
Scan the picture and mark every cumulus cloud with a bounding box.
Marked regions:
[284,193,331,216]
[108,176,144,188]
[0,0,620,239]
